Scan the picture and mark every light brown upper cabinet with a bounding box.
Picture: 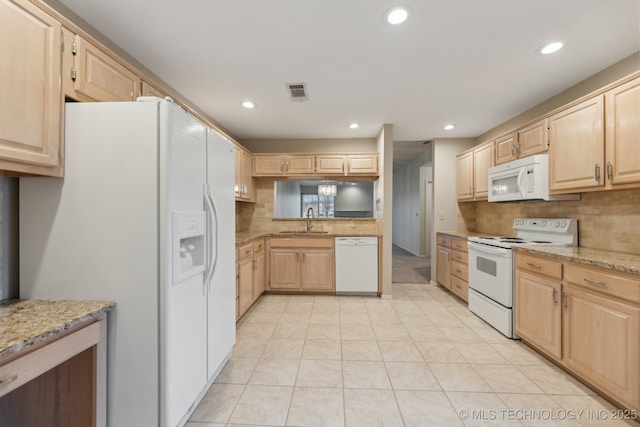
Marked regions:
[455,150,474,201]
[68,35,141,102]
[285,155,315,175]
[347,154,378,175]
[472,140,494,200]
[141,81,167,98]
[495,119,548,165]
[254,153,378,177]
[605,76,640,188]
[456,140,494,202]
[494,133,518,165]
[235,148,254,202]
[315,155,347,175]
[253,154,315,176]
[0,0,63,176]
[549,96,605,192]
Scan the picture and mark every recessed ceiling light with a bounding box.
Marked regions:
[241,100,256,109]
[443,124,455,131]
[349,123,360,129]
[537,41,564,55]
[384,5,409,25]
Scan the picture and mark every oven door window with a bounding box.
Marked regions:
[468,244,513,308]
[476,256,497,277]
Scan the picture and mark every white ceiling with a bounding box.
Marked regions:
[56,0,639,146]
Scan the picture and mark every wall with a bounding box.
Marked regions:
[0,178,18,301]
[377,125,394,297]
[476,53,640,143]
[392,147,432,255]
[458,188,640,254]
[274,181,301,218]
[334,184,373,215]
[431,138,476,282]
[240,138,377,153]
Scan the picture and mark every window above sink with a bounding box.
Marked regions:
[274,180,374,219]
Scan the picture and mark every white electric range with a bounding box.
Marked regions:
[467,218,578,338]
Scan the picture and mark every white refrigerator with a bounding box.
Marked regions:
[19,98,236,427]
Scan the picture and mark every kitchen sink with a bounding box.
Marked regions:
[279,230,329,234]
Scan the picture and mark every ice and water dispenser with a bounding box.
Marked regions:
[173,211,206,284]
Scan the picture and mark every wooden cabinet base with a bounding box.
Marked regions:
[0,318,106,427]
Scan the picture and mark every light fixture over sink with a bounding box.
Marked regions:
[318,184,337,196]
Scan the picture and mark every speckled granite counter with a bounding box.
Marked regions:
[237,231,381,246]
[438,230,497,239]
[0,300,115,359]
[514,246,640,275]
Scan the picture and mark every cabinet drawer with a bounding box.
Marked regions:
[237,243,253,259]
[252,239,265,253]
[451,249,467,264]
[515,253,562,280]
[451,238,468,252]
[452,261,468,281]
[451,276,468,301]
[564,262,640,303]
[269,238,333,249]
[437,234,451,248]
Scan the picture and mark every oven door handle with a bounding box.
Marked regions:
[469,242,512,257]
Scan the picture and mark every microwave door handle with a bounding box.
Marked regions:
[516,168,526,199]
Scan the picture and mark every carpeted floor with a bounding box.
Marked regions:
[392,245,431,283]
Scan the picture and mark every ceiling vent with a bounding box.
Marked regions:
[286,83,308,102]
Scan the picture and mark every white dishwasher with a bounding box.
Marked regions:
[335,237,378,295]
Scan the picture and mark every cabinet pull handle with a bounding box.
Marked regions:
[562,292,568,309]
[594,163,600,182]
[552,288,558,304]
[583,277,606,287]
[0,375,17,389]
[455,269,462,273]
[526,262,541,269]
[285,161,289,173]
[280,160,284,173]
[455,284,461,289]
[606,161,613,181]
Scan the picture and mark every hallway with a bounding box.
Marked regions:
[392,245,431,284]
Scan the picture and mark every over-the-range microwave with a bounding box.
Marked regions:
[488,154,579,202]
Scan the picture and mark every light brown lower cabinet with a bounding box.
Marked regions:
[0,318,107,427]
[515,251,640,412]
[236,238,265,320]
[436,233,468,302]
[267,237,334,293]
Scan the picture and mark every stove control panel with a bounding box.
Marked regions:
[513,218,575,233]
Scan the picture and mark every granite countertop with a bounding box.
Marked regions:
[237,231,381,246]
[513,246,640,275]
[0,300,115,359]
[438,230,496,239]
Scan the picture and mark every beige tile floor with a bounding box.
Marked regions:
[186,283,639,427]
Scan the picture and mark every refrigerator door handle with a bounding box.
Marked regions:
[204,184,219,292]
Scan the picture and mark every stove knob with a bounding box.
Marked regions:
[554,221,560,227]
[561,221,567,228]
[542,221,547,226]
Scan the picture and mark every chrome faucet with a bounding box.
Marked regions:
[306,207,314,232]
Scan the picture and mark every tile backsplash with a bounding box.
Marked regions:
[236,178,381,235]
[458,188,640,254]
